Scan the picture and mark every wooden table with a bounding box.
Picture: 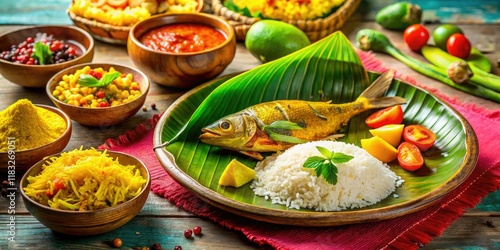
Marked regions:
[1,19,499,249]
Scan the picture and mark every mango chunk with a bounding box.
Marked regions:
[369,124,404,147]
[219,159,256,187]
[361,136,398,163]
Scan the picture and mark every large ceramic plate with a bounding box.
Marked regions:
[153,71,478,227]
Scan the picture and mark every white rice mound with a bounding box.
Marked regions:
[250,140,404,211]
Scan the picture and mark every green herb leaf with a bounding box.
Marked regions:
[331,152,354,164]
[316,146,333,158]
[263,120,306,144]
[266,120,304,130]
[302,147,353,185]
[32,42,52,65]
[78,71,121,87]
[268,131,307,144]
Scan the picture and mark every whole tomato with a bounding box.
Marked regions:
[446,33,471,59]
[403,24,430,51]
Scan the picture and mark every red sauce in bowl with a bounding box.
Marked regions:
[140,23,227,53]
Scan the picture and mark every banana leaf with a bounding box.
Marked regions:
[154,31,477,226]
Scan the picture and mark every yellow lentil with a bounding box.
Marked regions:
[0,99,67,151]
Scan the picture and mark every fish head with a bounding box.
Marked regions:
[199,113,257,150]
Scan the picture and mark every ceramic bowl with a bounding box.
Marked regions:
[46,63,150,127]
[68,0,204,45]
[0,105,72,173]
[20,150,151,236]
[127,13,236,88]
[0,25,94,88]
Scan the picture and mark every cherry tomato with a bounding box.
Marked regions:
[96,90,106,99]
[365,105,404,129]
[403,124,436,151]
[446,33,471,59]
[403,24,430,51]
[98,101,110,107]
[397,142,424,171]
[89,70,102,80]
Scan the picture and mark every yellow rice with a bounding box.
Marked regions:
[231,0,346,21]
[23,148,147,211]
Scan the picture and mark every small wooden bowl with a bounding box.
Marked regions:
[20,150,151,236]
[46,63,150,127]
[127,13,236,88]
[68,0,204,45]
[0,105,72,173]
[0,26,94,88]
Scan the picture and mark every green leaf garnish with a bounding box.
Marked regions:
[263,120,306,144]
[32,42,52,65]
[78,71,121,87]
[303,146,354,185]
[265,120,304,130]
[268,132,307,144]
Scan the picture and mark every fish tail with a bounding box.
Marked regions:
[358,69,407,109]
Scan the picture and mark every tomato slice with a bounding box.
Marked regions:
[397,142,424,171]
[365,105,404,129]
[45,178,66,197]
[403,124,436,151]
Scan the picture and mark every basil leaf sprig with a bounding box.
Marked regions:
[32,41,53,65]
[78,71,121,88]
[303,146,354,185]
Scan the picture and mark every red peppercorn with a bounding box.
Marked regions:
[112,238,122,248]
[193,226,202,236]
[151,243,161,250]
[183,229,192,238]
[174,246,182,250]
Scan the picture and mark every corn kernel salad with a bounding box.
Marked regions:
[226,0,346,21]
[23,148,147,211]
[52,66,141,108]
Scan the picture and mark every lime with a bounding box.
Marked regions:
[433,24,463,51]
[245,20,311,63]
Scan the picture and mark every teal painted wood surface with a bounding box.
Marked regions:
[358,0,500,23]
[0,0,72,25]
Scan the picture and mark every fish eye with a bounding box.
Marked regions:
[220,121,231,130]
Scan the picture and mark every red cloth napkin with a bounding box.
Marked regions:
[99,50,500,250]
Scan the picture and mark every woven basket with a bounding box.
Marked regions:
[209,0,361,42]
[68,0,204,45]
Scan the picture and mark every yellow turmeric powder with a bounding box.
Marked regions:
[0,99,67,151]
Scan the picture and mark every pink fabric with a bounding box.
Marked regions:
[99,50,500,249]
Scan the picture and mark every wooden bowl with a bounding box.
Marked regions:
[20,150,151,236]
[127,13,236,88]
[0,26,94,88]
[46,63,150,127]
[68,0,204,45]
[0,105,72,173]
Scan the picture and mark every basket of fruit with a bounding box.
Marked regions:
[68,0,203,45]
[209,0,361,42]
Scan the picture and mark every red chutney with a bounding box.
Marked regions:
[140,23,227,53]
